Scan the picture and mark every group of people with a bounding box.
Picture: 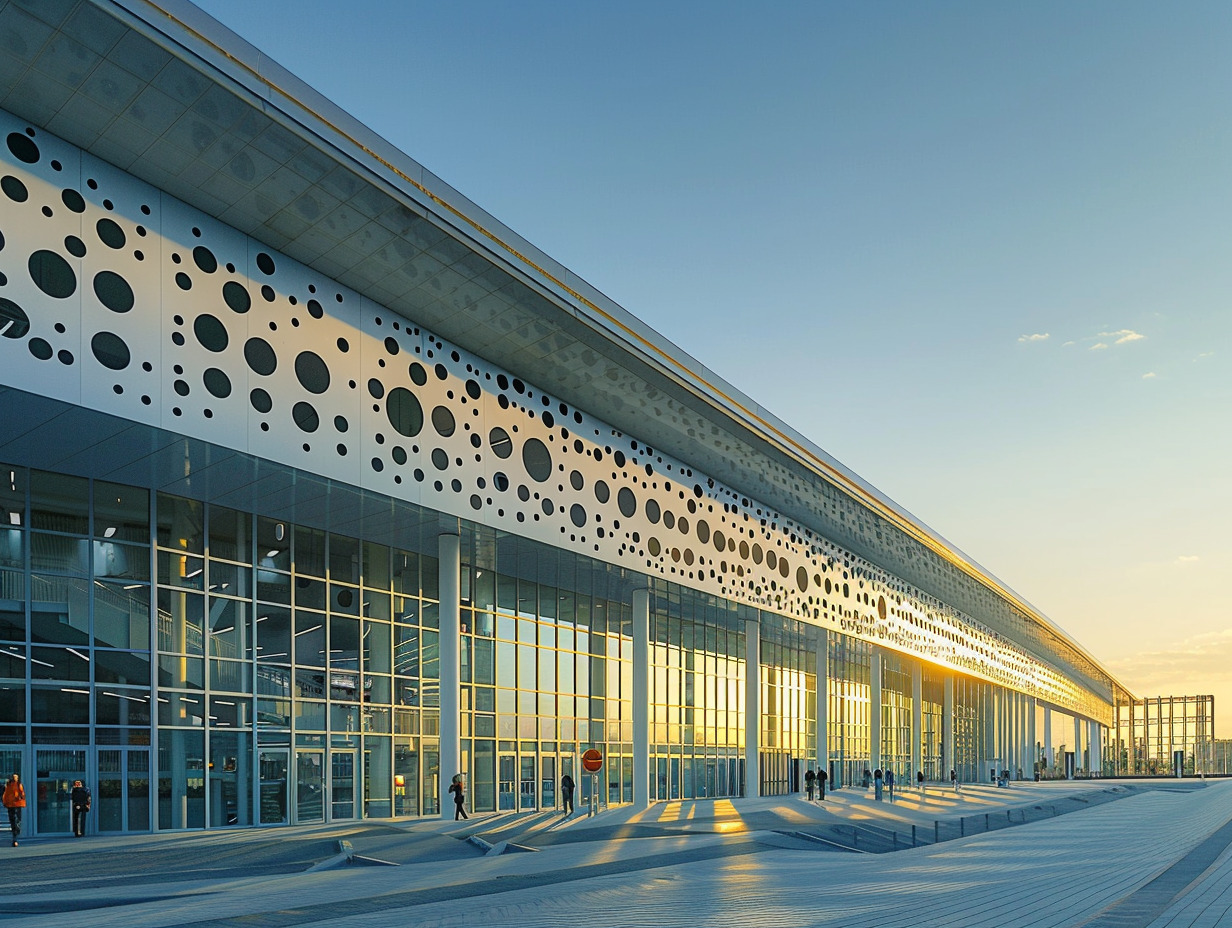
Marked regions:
[445,772,579,821]
[851,767,963,800]
[3,773,91,846]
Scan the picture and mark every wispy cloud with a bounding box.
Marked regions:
[1195,352,1214,362]
[1062,340,1075,347]
[1108,629,1232,696]
[1142,372,1157,380]
[1090,342,1108,351]
[1100,329,1145,344]
[1018,333,1050,343]
[1175,554,1200,565]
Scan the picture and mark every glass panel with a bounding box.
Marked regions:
[0,464,26,526]
[35,747,86,834]
[128,749,150,831]
[156,494,203,554]
[363,737,391,817]
[93,582,149,649]
[256,607,291,664]
[394,739,418,816]
[98,747,123,832]
[93,483,149,544]
[156,589,204,655]
[520,755,535,810]
[209,598,252,661]
[209,730,252,827]
[330,751,355,819]
[157,729,205,829]
[296,750,324,823]
[31,534,88,574]
[30,471,88,535]
[294,527,325,578]
[259,749,289,824]
[208,506,250,564]
[256,517,290,573]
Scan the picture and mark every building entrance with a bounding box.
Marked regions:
[34,747,86,836]
[329,750,357,820]
[96,747,150,833]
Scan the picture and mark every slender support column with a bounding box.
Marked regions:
[1044,707,1053,768]
[869,647,882,771]
[816,631,828,782]
[1089,720,1102,776]
[1027,697,1037,776]
[942,676,954,776]
[632,588,651,810]
[911,663,923,781]
[438,532,461,819]
[744,616,761,798]
[1074,715,1083,778]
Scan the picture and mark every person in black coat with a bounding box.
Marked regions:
[71,780,91,837]
[561,774,575,814]
[447,774,468,820]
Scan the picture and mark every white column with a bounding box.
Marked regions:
[942,675,954,776]
[744,616,761,798]
[1089,720,1102,776]
[1044,707,1053,768]
[911,663,923,781]
[869,647,882,771]
[438,532,461,819]
[1027,697,1037,777]
[816,631,828,781]
[1073,715,1083,778]
[632,588,651,810]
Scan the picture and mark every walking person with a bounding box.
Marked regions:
[71,780,91,837]
[3,773,24,846]
[805,768,816,801]
[917,769,925,794]
[448,773,469,820]
[950,768,960,793]
[873,767,884,801]
[818,768,828,801]
[885,768,895,802]
[561,773,575,815]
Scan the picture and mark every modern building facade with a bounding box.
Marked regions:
[0,0,1135,836]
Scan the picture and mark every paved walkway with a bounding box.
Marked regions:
[2,779,1231,927]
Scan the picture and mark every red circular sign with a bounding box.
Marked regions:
[581,749,603,772]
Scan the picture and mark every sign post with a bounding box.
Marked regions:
[582,749,603,817]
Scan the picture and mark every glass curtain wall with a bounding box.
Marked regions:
[826,634,871,789]
[460,533,633,813]
[647,583,748,802]
[880,653,913,783]
[759,613,814,796]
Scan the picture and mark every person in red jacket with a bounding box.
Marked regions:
[2,772,25,846]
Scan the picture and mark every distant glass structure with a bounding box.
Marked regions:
[1112,695,1215,776]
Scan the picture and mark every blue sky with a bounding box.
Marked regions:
[194,0,1232,733]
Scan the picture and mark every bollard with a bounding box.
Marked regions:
[912,825,917,847]
[934,821,940,844]
[985,812,989,831]
[960,817,964,837]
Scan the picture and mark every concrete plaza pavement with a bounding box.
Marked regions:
[3,779,1232,927]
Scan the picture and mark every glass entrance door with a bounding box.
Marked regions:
[540,755,556,810]
[498,754,516,810]
[97,748,150,833]
[35,748,86,835]
[519,756,535,810]
[258,749,289,825]
[329,750,356,820]
[295,750,324,823]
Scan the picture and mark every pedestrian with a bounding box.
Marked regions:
[447,773,468,820]
[917,769,925,794]
[805,768,816,801]
[2,772,24,846]
[71,779,91,837]
[818,768,828,801]
[561,773,575,815]
[950,768,960,793]
[885,768,895,802]
[863,768,871,789]
[873,767,884,801]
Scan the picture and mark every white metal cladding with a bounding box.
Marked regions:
[0,111,1110,725]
